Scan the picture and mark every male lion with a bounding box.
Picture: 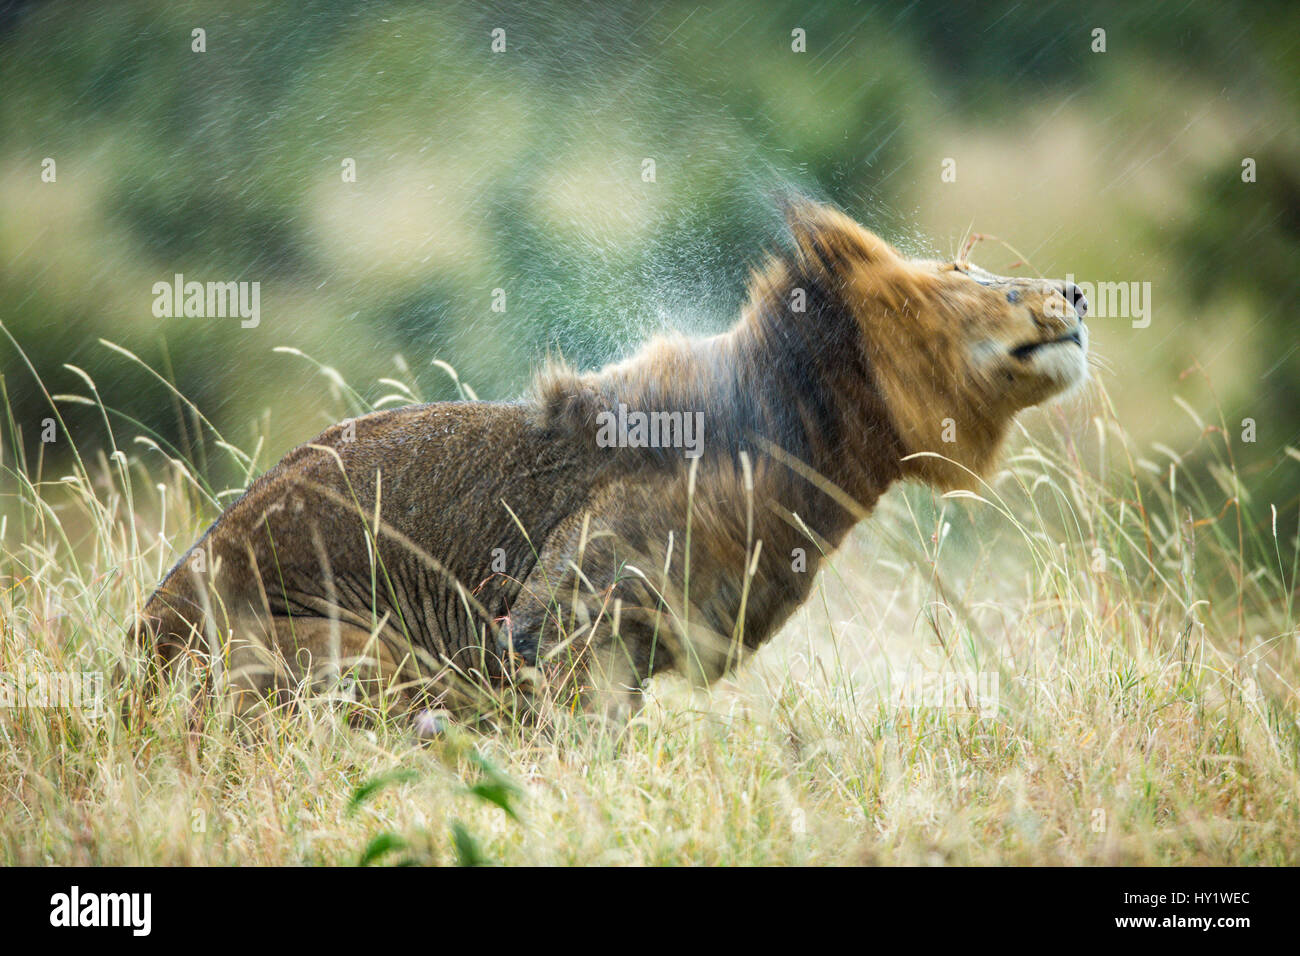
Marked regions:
[133,200,1088,721]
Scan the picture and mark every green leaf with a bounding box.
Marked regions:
[450,821,489,867]
[358,831,408,866]
[465,751,522,821]
[348,768,419,813]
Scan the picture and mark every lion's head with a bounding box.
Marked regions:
[782,201,1089,488]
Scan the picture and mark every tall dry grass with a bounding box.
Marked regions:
[1,332,1296,865]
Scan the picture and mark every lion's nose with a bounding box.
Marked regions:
[1063,281,1087,320]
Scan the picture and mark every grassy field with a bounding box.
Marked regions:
[2,345,1298,866]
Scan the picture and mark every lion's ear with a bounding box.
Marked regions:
[532,362,606,437]
[781,198,902,273]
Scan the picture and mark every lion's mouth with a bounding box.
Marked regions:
[1011,328,1084,361]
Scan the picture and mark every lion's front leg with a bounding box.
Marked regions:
[504,543,668,721]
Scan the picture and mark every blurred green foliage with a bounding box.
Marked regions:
[0,0,1296,509]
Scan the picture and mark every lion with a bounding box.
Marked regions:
[132,199,1089,723]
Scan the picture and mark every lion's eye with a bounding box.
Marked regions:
[1006,289,1022,304]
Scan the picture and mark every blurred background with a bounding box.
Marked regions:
[1,0,1296,514]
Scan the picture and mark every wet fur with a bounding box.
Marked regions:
[135,200,1086,719]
